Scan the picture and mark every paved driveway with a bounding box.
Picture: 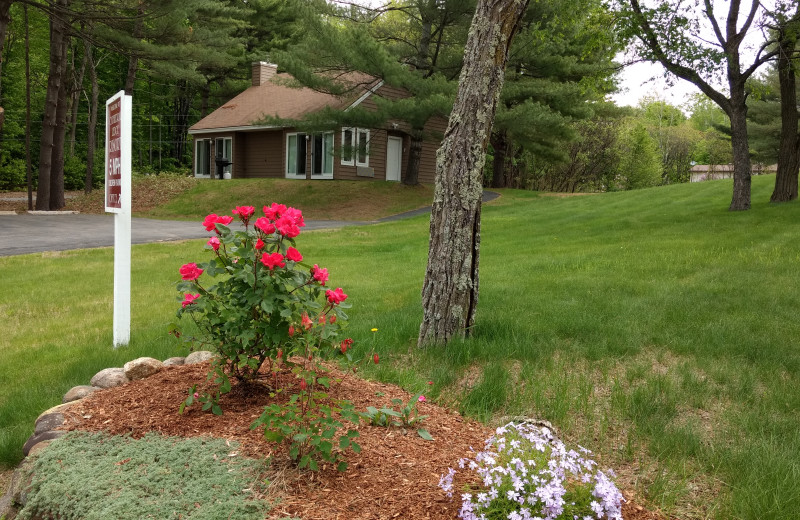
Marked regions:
[0,191,498,257]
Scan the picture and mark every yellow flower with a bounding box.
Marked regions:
[371,328,378,332]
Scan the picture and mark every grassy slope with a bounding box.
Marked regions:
[2,176,799,519]
[142,178,434,221]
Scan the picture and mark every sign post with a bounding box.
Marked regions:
[105,90,132,348]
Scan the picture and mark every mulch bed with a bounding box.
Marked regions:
[61,362,668,520]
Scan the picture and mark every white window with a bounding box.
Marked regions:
[286,132,307,178]
[312,132,334,178]
[341,127,354,166]
[194,139,211,177]
[215,137,232,177]
[356,128,369,167]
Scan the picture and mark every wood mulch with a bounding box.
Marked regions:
[60,361,668,520]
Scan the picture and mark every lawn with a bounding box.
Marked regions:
[1,175,799,519]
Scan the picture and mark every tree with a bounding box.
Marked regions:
[768,2,800,202]
[617,121,661,189]
[618,0,777,210]
[418,0,529,346]
[490,0,620,188]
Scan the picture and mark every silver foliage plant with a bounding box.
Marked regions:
[439,422,624,520]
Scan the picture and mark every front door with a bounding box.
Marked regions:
[386,136,402,182]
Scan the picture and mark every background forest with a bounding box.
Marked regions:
[0,0,796,201]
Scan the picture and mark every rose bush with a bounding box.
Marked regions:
[173,203,351,397]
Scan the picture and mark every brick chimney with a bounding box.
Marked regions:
[252,62,278,87]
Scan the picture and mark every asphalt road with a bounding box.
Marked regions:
[0,191,498,257]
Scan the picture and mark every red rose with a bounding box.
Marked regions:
[329,315,337,324]
[232,206,255,223]
[286,247,303,262]
[263,203,287,221]
[255,238,265,250]
[260,252,285,270]
[311,265,329,286]
[284,207,305,228]
[202,213,219,232]
[275,215,300,238]
[325,287,348,305]
[207,236,220,251]
[216,215,234,227]
[254,217,275,235]
[179,263,203,281]
[181,293,200,308]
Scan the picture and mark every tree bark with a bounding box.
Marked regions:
[728,91,752,210]
[418,0,529,347]
[36,0,70,210]
[771,7,800,203]
[84,37,98,193]
[490,129,508,188]
[68,37,87,157]
[50,34,72,210]
[403,128,423,185]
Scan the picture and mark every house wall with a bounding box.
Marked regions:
[237,131,284,178]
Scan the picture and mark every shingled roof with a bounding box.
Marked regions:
[189,63,382,134]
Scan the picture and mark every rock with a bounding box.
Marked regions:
[184,351,215,365]
[33,413,65,436]
[163,357,186,366]
[36,402,76,423]
[63,385,100,403]
[90,367,129,389]
[22,431,64,457]
[6,456,35,509]
[123,357,163,381]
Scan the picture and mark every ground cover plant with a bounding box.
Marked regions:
[16,431,269,519]
[1,175,799,519]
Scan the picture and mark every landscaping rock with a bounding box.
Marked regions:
[36,402,76,423]
[184,351,215,364]
[33,413,65,436]
[90,367,129,389]
[63,385,100,403]
[22,431,64,457]
[123,357,163,381]
[163,357,186,366]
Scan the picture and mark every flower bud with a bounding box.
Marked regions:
[299,379,307,391]
[373,353,379,364]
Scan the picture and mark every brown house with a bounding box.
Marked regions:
[188,62,446,184]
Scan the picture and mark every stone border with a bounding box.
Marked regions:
[0,351,215,518]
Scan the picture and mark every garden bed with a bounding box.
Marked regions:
[54,361,666,519]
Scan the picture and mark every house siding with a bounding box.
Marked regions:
[239,131,284,178]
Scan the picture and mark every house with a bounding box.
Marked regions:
[689,163,777,182]
[188,62,446,183]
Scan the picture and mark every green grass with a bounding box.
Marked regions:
[142,178,434,221]
[2,175,799,519]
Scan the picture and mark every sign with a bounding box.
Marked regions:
[105,96,123,212]
[104,90,132,347]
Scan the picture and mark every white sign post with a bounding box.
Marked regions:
[105,90,132,348]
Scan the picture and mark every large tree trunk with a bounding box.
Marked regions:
[84,37,98,193]
[403,128,423,186]
[728,92,752,211]
[490,129,508,188]
[771,9,800,203]
[50,34,72,210]
[36,0,70,211]
[418,0,529,346]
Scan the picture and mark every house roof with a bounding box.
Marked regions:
[189,73,382,134]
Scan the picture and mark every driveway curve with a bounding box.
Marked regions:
[0,191,499,257]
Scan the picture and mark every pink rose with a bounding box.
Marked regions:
[232,206,255,223]
[179,263,203,281]
[311,264,329,285]
[254,217,275,235]
[263,203,287,221]
[182,293,200,308]
[418,395,426,402]
[284,207,305,228]
[325,287,348,305]
[255,238,265,250]
[286,247,302,262]
[202,213,220,232]
[274,215,300,238]
[216,215,234,227]
[207,236,220,251]
[260,252,285,270]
